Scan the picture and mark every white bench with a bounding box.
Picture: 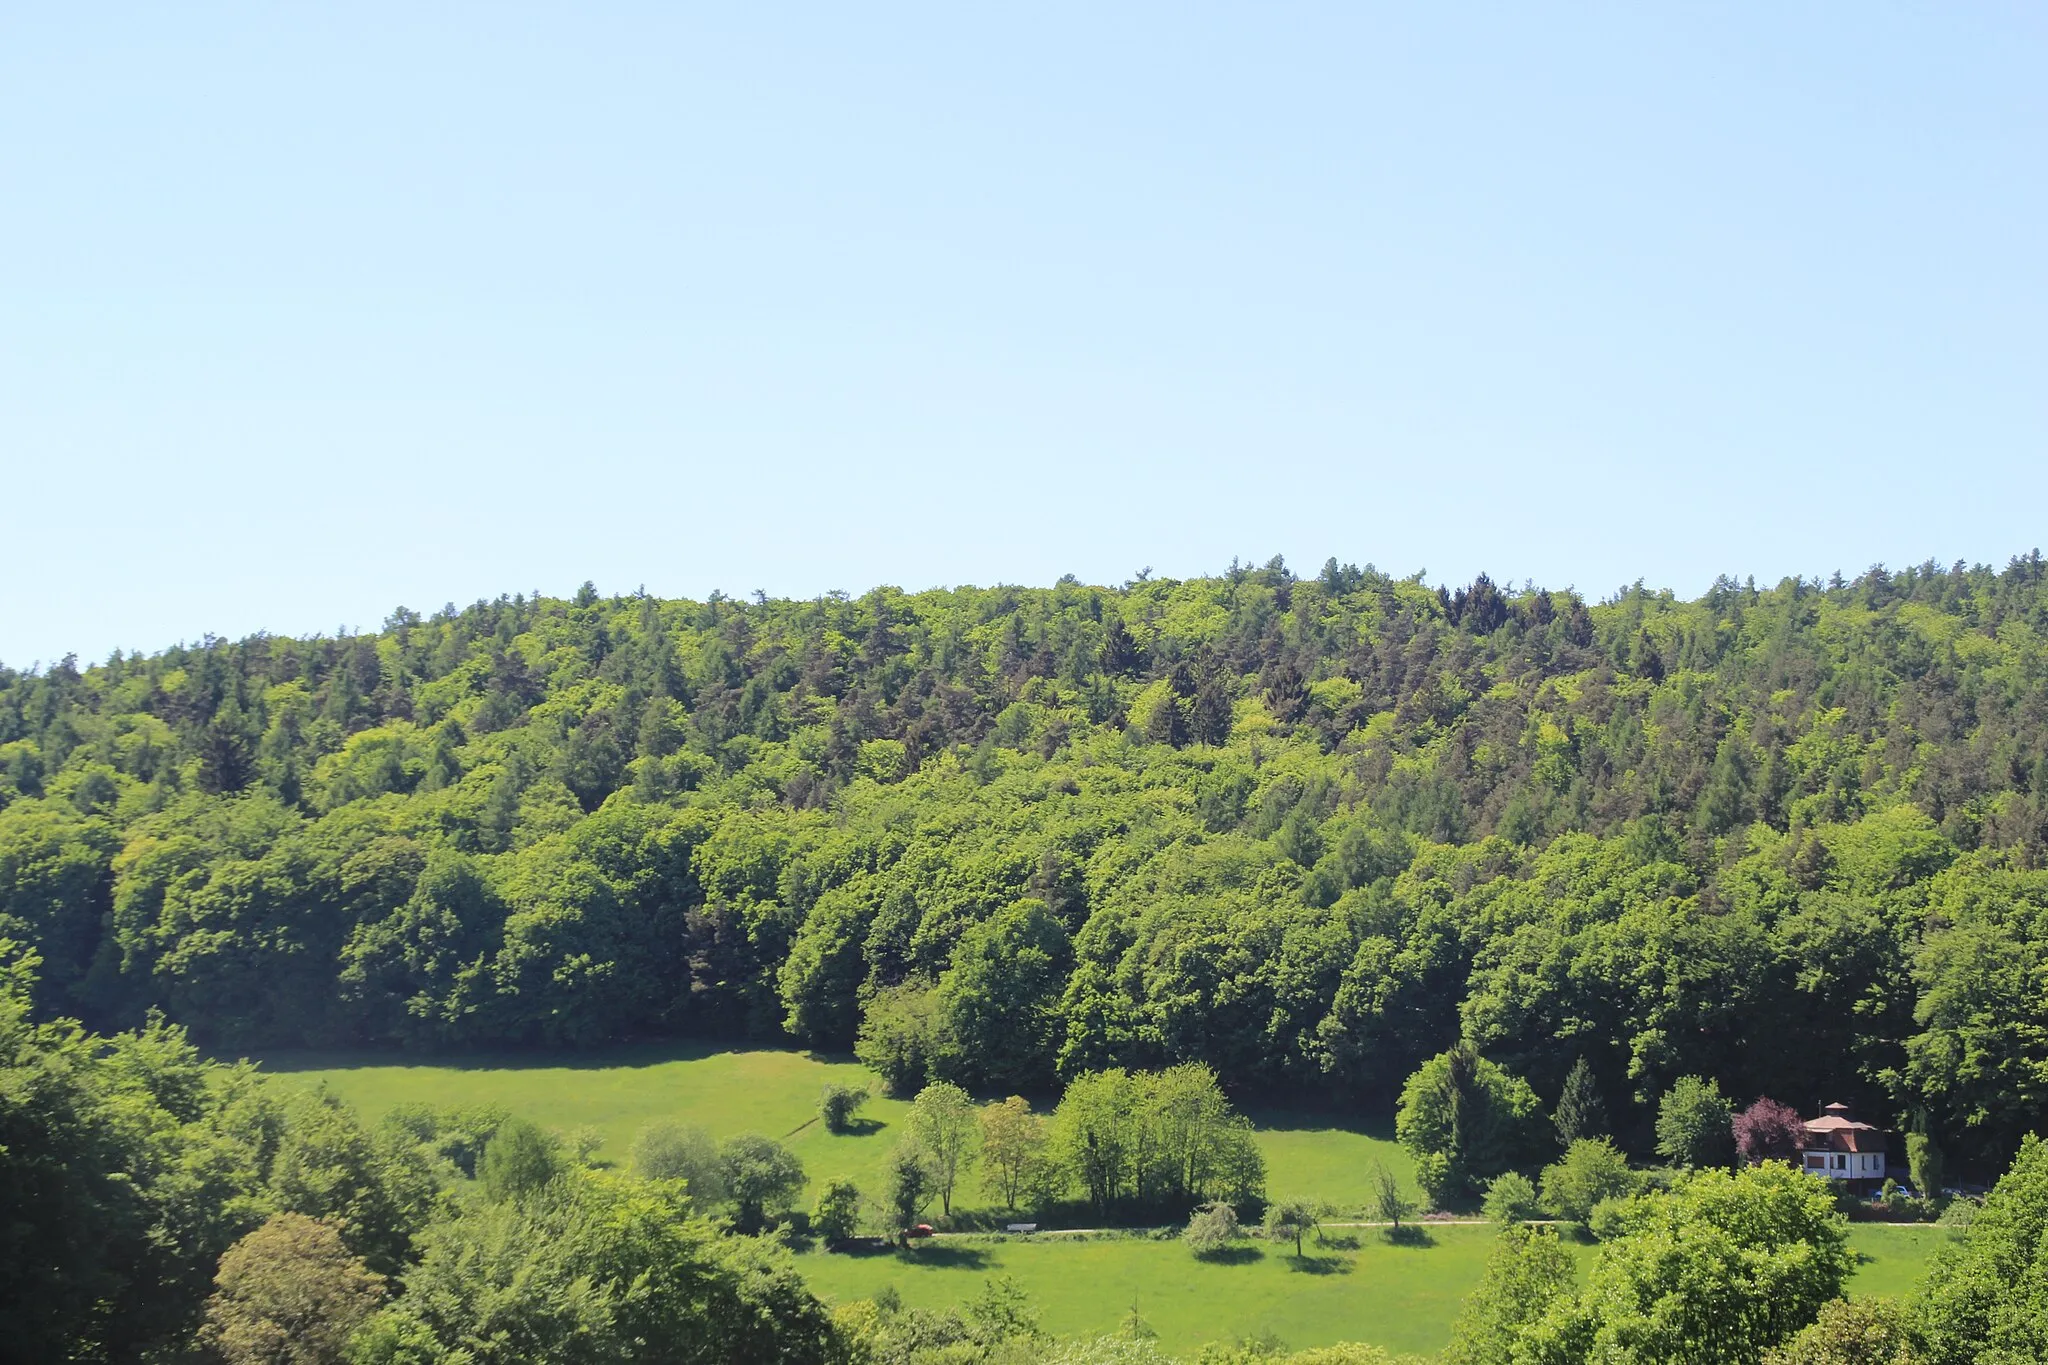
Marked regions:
[1006,1223,1038,1234]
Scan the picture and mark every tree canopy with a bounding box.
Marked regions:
[8,557,2048,1171]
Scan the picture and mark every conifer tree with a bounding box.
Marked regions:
[1554,1056,1608,1146]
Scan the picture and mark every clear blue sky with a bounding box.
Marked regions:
[4,5,2043,665]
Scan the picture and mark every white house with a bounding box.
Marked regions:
[1797,1102,1886,1188]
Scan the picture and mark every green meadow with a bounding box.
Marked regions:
[250,1044,1426,1214]
[251,1046,1944,1354]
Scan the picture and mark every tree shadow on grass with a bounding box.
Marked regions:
[902,1244,992,1270]
[1193,1245,1264,1266]
[1381,1225,1436,1248]
[1285,1253,1353,1275]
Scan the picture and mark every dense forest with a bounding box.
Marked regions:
[6,555,2048,1173]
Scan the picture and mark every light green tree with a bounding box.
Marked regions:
[908,1082,978,1217]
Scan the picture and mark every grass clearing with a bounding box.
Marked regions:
[249,1047,1947,1353]
[797,1224,1942,1356]
[249,1045,1422,1214]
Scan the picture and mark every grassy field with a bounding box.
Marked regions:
[250,1046,1946,1355]
[250,1044,1424,1215]
[796,1224,1938,1357]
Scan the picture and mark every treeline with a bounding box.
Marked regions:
[5,557,2048,1170]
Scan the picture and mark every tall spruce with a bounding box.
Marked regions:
[1554,1056,1607,1146]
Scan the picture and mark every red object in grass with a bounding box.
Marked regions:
[907,1224,936,1238]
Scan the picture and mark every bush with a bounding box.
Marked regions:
[1761,1297,1914,1364]
[813,1179,863,1244]
[479,1118,561,1203]
[631,1121,725,1209]
[820,1083,870,1133]
[1182,1201,1241,1257]
[1482,1171,1540,1225]
[1539,1138,1638,1227]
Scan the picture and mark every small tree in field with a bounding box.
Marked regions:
[812,1179,863,1244]
[886,1139,934,1235]
[908,1082,978,1217]
[717,1133,806,1233]
[479,1118,560,1203]
[1263,1200,1318,1258]
[820,1083,870,1134]
[1368,1160,1418,1232]
[1539,1138,1638,1227]
[1182,1201,1240,1257]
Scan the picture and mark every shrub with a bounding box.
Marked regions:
[1182,1201,1241,1257]
[1539,1138,1639,1227]
[820,1083,870,1133]
[631,1121,725,1209]
[1482,1171,1540,1225]
[478,1118,560,1203]
[813,1179,863,1244]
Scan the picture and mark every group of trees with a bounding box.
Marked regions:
[0,945,842,1362]
[8,557,2048,1182]
[1444,1134,2048,1365]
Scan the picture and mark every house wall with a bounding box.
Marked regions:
[1800,1150,1884,1180]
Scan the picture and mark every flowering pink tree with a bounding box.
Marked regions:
[1733,1097,1806,1163]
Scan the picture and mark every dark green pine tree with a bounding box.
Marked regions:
[1554,1055,1608,1146]
[1099,616,1142,678]
[1189,680,1234,746]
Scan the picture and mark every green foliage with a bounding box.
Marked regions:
[1510,1164,1852,1364]
[1481,1171,1540,1225]
[1183,1200,1241,1256]
[1262,1200,1318,1258]
[811,1178,863,1243]
[196,1213,385,1365]
[980,1094,1050,1211]
[1910,1134,2048,1365]
[820,1082,870,1133]
[1907,1129,1944,1199]
[885,1138,934,1229]
[1048,1066,1265,1216]
[1551,1056,1606,1146]
[352,1171,842,1365]
[1367,1159,1418,1230]
[908,1081,979,1218]
[1655,1076,1735,1169]
[630,1120,724,1207]
[855,982,944,1098]
[1396,1046,1547,1206]
[716,1132,806,1233]
[0,956,430,1361]
[1761,1297,1915,1365]
[1538,1138,1638,1228]
[478,1117,561,1204]
[1441,1225,1578,1365]
[9,562,2048,1183]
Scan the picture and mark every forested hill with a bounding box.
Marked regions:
[6,556,2048,1169]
